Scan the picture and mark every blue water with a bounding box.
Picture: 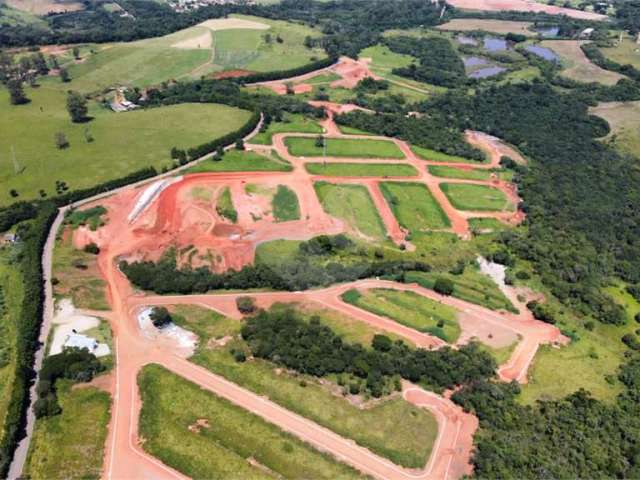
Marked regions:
[457,35,478,45]
[524,45,559,62]
[469,66,506,79]
[535,26,560,38]
[483,37,508,52]
[463,56,489,68]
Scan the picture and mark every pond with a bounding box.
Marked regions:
[484,37,508,52]
[524,45,559,62]
[456,35,478,45]
[469,66,507,79]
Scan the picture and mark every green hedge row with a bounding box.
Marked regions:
[186,110,261,160]
[581,43,640,82]
[236,56,338,85]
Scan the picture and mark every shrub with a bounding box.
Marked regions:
[372,334,392,352]
[149,306,172,329]
[83,242,100,254]
[236,296,257,315]
[434,277,454,296]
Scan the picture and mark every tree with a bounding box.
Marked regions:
[66,91,88,123]
[72,46,80,60]
[149,306,172,328]
[59,68,70,83]
[54,132,69,149]
[49,55,59,70]
[434,277,454,296]
[32,52,49,75]
[235,139,245,150]
[315,135,325,148]
[7,79,28,105]
[303,35,314,49]
[236,296,257,314]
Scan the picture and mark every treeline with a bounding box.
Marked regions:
[581,43,640,82]
[241,308,496,396]
[239,55,337,84]
[334,110,485,161]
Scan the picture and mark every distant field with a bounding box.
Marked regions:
[428,165,491,180]
[5,0,83,15]
[138,364,360,479]
[314,182,387,240]
[380,182,451,231]
[306,163,417,177]
[440,183,514,212]
[0,2,48,26]
[589,101,640,157]
[437,19,535,36]
[598,35,640,70]
[184,150,292,173]
[285,137,404,159]
[0,86,251,206]
[541,40,625,86]
[343,288,461,343]
[411,145,482,164]
[250,114,323,145]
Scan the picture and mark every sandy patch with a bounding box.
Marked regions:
[137,307,198,357]
[172,29,212,49]
[198,18,270,31]
[50,298,110,357]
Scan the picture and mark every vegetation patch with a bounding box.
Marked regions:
[428,165,491,181]
[285,137,404,159]
[440,183,514,212]
[589,101,640,157]
[306,163,417,177]
[380,182,450,231]
[250,113,323,145]
[411,145,481,164]
[185,149,291,173]
[216,187,237,223]
[64,205,107,231]
[272,185,300,222]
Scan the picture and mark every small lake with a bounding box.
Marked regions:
[457,35,478,45]
[534,26,560,38]
[484,37,508,52]
[524,45,559,62]
[463,56,489,68]
[469,66,507,79]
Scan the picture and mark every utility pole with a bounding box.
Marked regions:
[11,146,20,175]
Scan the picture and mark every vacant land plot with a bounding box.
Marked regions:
[285,137,404,159]
[598,35,640,70]
[411,145,482,164]
[306,163,417,177]
[405,268,516,312]
[0,86,251,206]
[272,185,300,222]
[185,150,292,173]
[314,182,386,240]
[170,306,438,468]
[138,364,361,479]
[380,182,451,231]
[541,40,625,86]
[469,217,510,234]
[24,380,110,480]
[440,183,514,212]
[437,19,536,36]
[250,114,323,145]
[589,101,640,157]
[343,288,461,343]
[428,165,492,181]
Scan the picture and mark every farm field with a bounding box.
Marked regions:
[314,182,387,240]
[184,150,292,173]
[589,101,640,157]
[428,165,492,181]
[380,182,451,231]
[305,163,417,177]
[285,137,404,159]
[411,145,482,164]
[437,19,536,36]
[342,288,461,343]
[440,183,514,212]
[138,364,361,479]
[0,86,252,206]
[170,305,438,468]
[272,185,300,222]
[24,381,111,480]
[250,114,323,145]
[598,34,640,70]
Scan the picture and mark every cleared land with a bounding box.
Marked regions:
[380,182,451,231]
[5,0,83,14]
[598,35,640,70]
[306,163,417,177]
[440,183,514,212]
[24,381,110,480]
[541,40,625,86]
[343,288,461,343]
[411,145,482,164]
[314,182,386,240]
[437,19,535,36]
[250,114,323,145]
[138,364,362,479]
[428,165,492,181]
[170,305,438,468]
[0,86,251,206]
[285,137,405,159]
[185,150,292,173]
[589,101,640,157]
[272,185,300,222]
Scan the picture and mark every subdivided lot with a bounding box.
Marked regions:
[314,182,386,240]
[251,114,323,145]
[272,185,300,222]
[306,163,417,177]
[285,137,404,159]
[469,217,510,234]
[342,288,461,343]
[428,165,492,180]
[0,86,252,206]
[24,380,110,480]
[411,145,482,164]
[405,269,516,312]
[380,182,451,231]
[437,19,536,36]
[589,101,640,157]
[138,364,362,479]
[185,150,292,173]
[170,305,438,468]
[440,183,514,212]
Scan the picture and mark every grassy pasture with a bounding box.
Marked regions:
[184,150,292,173]
[305,163,417,177]
[440,183,514,212]
[436,19,536,36]
[380,182,451,231]
[598,34,640,70]
[0,86,251,206]
[314,182,386,240]
[589,101,640,157]
[169,305,438,469]
[411,145,482,164]
[285,137,404,159]
[343,288,461,343]
[24,380,110,480]
[272,185,300,222]
[138,364,361,479]
[250,114,323,145]
[428,165,492,180]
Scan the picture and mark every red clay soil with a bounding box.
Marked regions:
[446,0,607,20]
[210,69,255,79]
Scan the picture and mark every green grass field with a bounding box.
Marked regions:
[184,149,292,173]
[599,34,640,70]
[306,163,417,177]
[0,85,251,206]
[170,305,438,468]
[272,185,300,222]
[380,182,450,231]
[469,217,510,234]
[428,165,492,181]
[250,114,323,145]
[285,137,404,159]
[343,288,461,343]
[405,268,516,312]
[216,187,237,223]
[411,145,483,164]
[314,182,386,240]
[24,380,110,480]
[138,364,361,479]
[440,183,514,212]
[589,101,640,157]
